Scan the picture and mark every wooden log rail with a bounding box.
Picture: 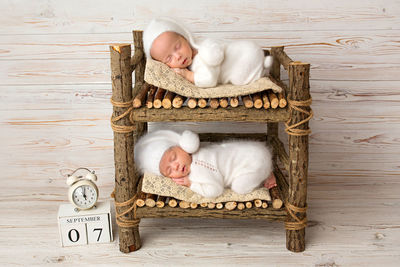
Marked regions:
[130,106,290,123]
[136,205,286,220]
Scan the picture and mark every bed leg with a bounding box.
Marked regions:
[110,44,142,253]
[286,62,311,252]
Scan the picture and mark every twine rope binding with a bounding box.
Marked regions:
[285,96,313,136]
[284,95,311,230]
[285,201,307,230]
[111,190,140,228]
[110,98,136,134]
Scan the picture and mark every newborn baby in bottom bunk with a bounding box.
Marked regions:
[134,130,277,198]
[143,17,273,88]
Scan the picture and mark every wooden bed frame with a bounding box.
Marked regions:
[110,31,311,253]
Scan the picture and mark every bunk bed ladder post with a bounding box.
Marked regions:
[110,43,142,253]
[286,61,311,252]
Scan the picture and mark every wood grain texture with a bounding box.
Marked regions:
[1,0,400,265]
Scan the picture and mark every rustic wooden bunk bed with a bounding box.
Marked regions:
[110,31,312,253]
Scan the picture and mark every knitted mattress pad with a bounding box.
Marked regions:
[141,172,271,204]
[144,58,283,98]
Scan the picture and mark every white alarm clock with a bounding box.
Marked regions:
[66,168,99,210]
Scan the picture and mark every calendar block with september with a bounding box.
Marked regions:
[58,201,113,247]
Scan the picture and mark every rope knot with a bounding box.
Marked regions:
[285,201,307,230]
[111,190,140,228]
[285,96,313,136]
[110,98,136,134]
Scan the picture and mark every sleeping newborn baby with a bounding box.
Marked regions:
[134,130,277,198]
[143,17,273,87]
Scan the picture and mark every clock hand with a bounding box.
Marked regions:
[83,187,87,200]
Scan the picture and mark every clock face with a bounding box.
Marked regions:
[72,185,98,209]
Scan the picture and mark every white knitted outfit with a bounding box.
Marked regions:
[190,39,270,87]
[189,141,273,198]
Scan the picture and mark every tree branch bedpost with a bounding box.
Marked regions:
[286,61,311,252]
[110,42,142,253]
[267,47,283,161]
[132,31,148,144]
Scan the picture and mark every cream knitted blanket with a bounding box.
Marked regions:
[144,58,283,98]
[141,172,271,204]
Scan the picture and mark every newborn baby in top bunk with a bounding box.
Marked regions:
[143,17,273,87]
[134,130,277,198]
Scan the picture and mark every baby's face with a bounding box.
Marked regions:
[159,146,192,178]
[150,31,194,69]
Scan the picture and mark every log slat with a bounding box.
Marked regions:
[252,93,263,109]
[135,192,146,207]
[146,85,157,108]
[269,187,283,209]
[207,203,216,209]
[210,98,220,109]
[268,91,279,109]
[172,95,186,108]
[133,83,150,108]
[187,98,197,109]
[262,92,271,109]
[168,198,178,208]
[243,95,254,108]
[230,96,239,108]
[145,193,156,207]
[156,196,167,208]
[179,200,190,209]
[254,199,262,208]
[278,92,287,108]
[225,201,237,210]
[198,98,208,108]
[162,91,175,109]
[237,203,245,210]
[219,97,229,108]
[153,88,166,109]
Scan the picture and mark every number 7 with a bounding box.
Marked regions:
[93,228,103,242]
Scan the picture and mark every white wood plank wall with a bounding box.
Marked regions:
[1,0,399,266]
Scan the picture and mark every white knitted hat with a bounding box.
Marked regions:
[143,17,198,58]
[134,130,200,176]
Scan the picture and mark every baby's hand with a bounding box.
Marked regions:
[172,68,185,76]
[172,68,194,84]
[171,176,191,187]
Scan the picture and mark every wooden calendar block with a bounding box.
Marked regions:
[86,214,112,244]
[60,222,87,246]
[58,201,113,247]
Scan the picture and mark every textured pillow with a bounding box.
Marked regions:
[141,172,271,204]
[144,58,283,98]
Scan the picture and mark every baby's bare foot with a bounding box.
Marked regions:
[263,173,277,189]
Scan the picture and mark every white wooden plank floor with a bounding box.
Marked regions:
[1,174,399,266]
